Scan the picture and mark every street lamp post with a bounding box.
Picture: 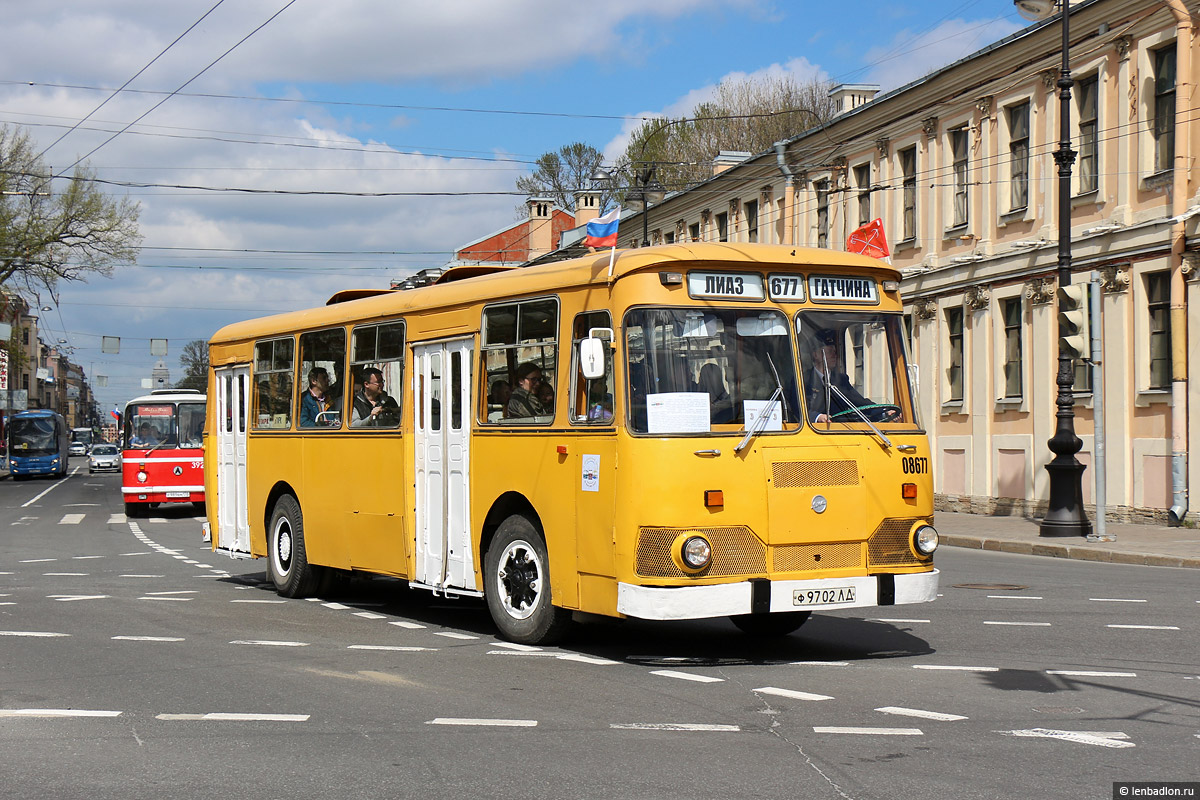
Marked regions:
[1016,0,1092,537]
[590,164,666,247]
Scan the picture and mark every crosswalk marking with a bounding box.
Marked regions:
[651,670,724,683]
[875,706,967,721]
[754,687,833,701]
[814,726,924,735]
[611,723,740,732]
[58,514,85,525]
[1002,728,1135,748]
[0,709,121,718]
[156,713,309,722]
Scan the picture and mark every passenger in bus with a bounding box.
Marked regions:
[806,329,897,423]
[506,362,545,418]
[131,422,159,447]
[698,363,735,424]
[536,381,555,411]
[350,367,399,427]
[300,367,335,427]
[489,379,512,419]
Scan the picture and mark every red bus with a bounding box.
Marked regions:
[121,389,206,517]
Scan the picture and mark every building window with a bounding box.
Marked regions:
[1007,102,1030,211]
[664,231,675,244]
[900,147,917,241]
[688,222,700,242]
[21,327,29,346]
[946,307,963,402]
[816,180,829,248]
[1077,75,1098,194]
[950,127,969,228]
[1154,46,1176,174]
[744,199,758,243]
[853,163,871,227]
[716,211,728,242]
[1147,272,1171,389]
[1002,298,1022,399]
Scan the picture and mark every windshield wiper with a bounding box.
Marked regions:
[822,379,892,449]
[735,354,786,453]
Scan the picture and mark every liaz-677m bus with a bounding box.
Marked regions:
[205,243,939,644]
[121,389,206,517]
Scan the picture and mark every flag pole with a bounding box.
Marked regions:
[606,244,617,280]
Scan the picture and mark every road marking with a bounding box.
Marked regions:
[322,602,350,610]
[144,591,198,596]
[48,595,109,602]
[230,640,309,647]
[487,650,559,657]
[156,713,309,722]
[427,718,537,727]
[650,670,725,683]
[113,636,185,642]
[71,556,104,560]
[120,574,165,578]
[754,687,833,701]
[58,514,85,525]
[491,642,542,652]
[20,559,56,563]
[611,723,740,732]
[983,621,1052,626]
[1046,670,1137,677]
[108,514,126,524]
[790,661,850,667]
[433,632,479,640]
[21,471,75,508]
[913,665,999,672]
[986,595,1043,600]
[353,612,388,620]
[1106,624,1180,630]
[230,599,286,604]
[44,573,88,577]
[872,618,929,623]
[875,706,967,721]
[0,631,70,637]
[557,654,620,665]
[138,596,191,602]
[0,709,121,718]
[347,645,435,652]
[814,726,923,736]
[1090,598,1147,603]
[1001,728,1135,748]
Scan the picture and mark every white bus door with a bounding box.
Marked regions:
[412,339,475,592]
[214,365,250,556]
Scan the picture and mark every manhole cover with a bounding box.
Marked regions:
[952,583,1029,590]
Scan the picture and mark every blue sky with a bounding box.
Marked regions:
[0,0,1026,410]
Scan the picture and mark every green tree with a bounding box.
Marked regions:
[0,125,141,299]
[515,142,617,214]
[176,339,208,393]
[621,73,838,193]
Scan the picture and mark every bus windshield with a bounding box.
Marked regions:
[625,307,800,434]
[12,418,58,456]
[126,402,205,448]
[796,311,919,429]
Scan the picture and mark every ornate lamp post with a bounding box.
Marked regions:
[1015,0,1092,537]
[590,164,666,247]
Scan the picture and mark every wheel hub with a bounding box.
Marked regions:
[497,543,540,619]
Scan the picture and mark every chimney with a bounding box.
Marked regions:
[712,151,751,176]
[574,189,601,227]
[526,196,554,258]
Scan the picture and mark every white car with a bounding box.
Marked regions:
[88,443,122,473]
[69,440,88,457]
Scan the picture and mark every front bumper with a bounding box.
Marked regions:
[617,569,939,621]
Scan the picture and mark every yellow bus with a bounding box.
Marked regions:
[205,243,939,644]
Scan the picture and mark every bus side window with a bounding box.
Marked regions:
[349,320,404,430]
[481,297,559,425]
[253,337,294,429]
[571,310,614,425]
[297,328,347,429]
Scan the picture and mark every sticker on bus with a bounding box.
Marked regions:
[807,276,878,304]
[687,271,765,301]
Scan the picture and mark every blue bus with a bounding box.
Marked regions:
[8,410,69,479]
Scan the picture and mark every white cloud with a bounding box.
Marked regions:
[861,17,1022,91]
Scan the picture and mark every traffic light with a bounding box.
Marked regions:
[1057,283,1090,360]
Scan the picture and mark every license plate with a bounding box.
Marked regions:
[793,586,856,606]
[165,491,189,499]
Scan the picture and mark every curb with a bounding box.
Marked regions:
[940,534,1200,569]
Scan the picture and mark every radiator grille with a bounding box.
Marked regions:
[867,517,932,567]
[772,542,863,572]
[772,460,859,488]
[636,526,766,578]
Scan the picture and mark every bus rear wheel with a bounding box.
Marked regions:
[268,494,320,598]
[730,611,812,637]
[484,516,571,645]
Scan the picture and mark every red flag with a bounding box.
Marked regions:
[847,218,890,259]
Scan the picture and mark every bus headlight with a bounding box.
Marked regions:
[680,535,712,570]
[137,471,148,483]
[912,525,938,556]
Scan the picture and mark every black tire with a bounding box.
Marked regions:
[484,515,572,645]
[267,494,320,598]
[124,501,144,518]
[730,611,812,637]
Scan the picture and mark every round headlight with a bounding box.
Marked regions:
[681,536,712,570]
[913,525,938,555]
[137,471,148,483]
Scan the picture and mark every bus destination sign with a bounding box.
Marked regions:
[687,271,765,301]
[807,275,878,304]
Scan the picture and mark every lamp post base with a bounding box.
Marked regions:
[1040,459,1092,537]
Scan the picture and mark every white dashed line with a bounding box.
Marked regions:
[1046,670,1137,677]
[143,591,198,596]
[875,706,967,721]
[322,602,350,610]
[43,572,87,577]
[353,612,388,620]
[987,595,1043,600]
[814,726,923,735]
[138,596,191,602]
[347,645,435,652]
[611,723,740,732]
[112,636,185,642]
[754,687,833,701]
[790,661,850,667]
[157,713,309,722]
[0,631,70,637]
[120,574,165,578]
[433,632,479,640]
[1090,598,1147,603]
[389,621,425,630]
[650,670,725,683]
[58,514,85,525]
[427,718,537,727]
[230,599,287,604]
[1002,728,1134,748]
[230,640,309,647]
[983,621,1052,626]
[71,556,104,560]
[47,595,109,602]
[19,559,55,563]
[913,665,999,672]
[557,654,620,665]
[872,618,929,624]
[0,709,122,718]
[1106,624,1180,630]
[491,642,542,652]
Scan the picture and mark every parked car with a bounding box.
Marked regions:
[88,443,122,473]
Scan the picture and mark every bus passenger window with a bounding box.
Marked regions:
[570,310,614,425]
[298,328,347,428]
[481,298,558,425]
[349,320,404,429]
[253,338,294,429]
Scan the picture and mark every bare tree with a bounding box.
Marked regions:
[0,125,141,300]
[515,142,618,215]
[176,340,209,393]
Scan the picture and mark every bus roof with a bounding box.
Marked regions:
[125,390,206,407]
[209,242,898,346]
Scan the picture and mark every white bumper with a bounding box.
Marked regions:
[617,569,939,621]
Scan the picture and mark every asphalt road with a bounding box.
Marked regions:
[1,464,1196,800]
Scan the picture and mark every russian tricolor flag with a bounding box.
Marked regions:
[584,208,620,249]
[111,406,120,421]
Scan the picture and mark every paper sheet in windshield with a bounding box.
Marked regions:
[743,399,783,431]
[646,392,711,434]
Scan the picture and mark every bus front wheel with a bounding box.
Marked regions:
[730,611,812,637]
[268,495,320,598]
[124,502,144,519]
[484,516,571,645]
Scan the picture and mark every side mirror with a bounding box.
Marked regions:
[580,337,606,381]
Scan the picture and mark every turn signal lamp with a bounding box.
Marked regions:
[704,489,724,508]
[902,483,918,499]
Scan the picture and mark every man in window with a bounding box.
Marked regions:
[299,367,334,427]
[805,330,898,424]
[506,362,546,419]
[351,367,398,427]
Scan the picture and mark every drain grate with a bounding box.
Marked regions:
[952,583,1029,590]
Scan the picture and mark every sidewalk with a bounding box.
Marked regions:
[936,510,1200,569]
